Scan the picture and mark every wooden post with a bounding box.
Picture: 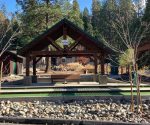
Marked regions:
[32,57,37,83]
[33,57,36,76]
[24,55,32,85]
[94,55,98,74]
[26,56,30,76]
[9,61,13,75]
[106,63,109,74]
[121,66,123,75]
[16,62,20,75]
[101,54,105,75]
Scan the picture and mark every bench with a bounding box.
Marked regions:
[51,74,80,84]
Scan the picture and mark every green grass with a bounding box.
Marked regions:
[0,91,149,98]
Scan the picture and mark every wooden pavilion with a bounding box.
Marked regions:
[0,51,23,75]
[18,18,114,84]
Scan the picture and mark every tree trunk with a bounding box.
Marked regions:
[0,62,3,88]
[129,65,134,112]
[135,64,142,113]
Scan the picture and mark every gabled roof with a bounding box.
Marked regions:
[0,50,23,61]
[18,18,114,56]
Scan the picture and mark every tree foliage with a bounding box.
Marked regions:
[91,0,101,36]
[16,0,84,45]
[143,0,150,22]
[67,0,83,28]
[119,48,134,66]
[0,4,20,53]
[82,7,93,35]
[16,0,63,45]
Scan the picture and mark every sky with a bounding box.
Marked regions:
[0,0,92,13]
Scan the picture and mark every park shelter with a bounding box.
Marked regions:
[18,18,114,83]
[0,51,23,75]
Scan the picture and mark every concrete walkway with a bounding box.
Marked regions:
[1,85,150,93]
[2,82,150,88]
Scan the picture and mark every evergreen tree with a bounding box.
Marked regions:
[143,0,150,22]
[68,0,83,28]
[91,0,101,36]
[99,0,117,42]
[119,0,135,18]
[142,0,150,69]
[57,0,72,17]
[16,0,62,45]
[82,7,93,35]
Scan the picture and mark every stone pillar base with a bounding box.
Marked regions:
[23,76,32,85]
[32,75,37,83]
[93,74,97,82]
[98,75,108,84]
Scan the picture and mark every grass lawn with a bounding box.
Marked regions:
[0,91,149,98]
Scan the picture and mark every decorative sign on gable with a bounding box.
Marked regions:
[62,40,68,46]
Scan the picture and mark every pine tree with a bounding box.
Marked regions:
[91,0,101,36]
[68,0,83,28]
[16,0,62,45]
[82,7,93,35]
[99,0,117,41]
[143,0,150,22]
[57,0,72,17]
[119,0,135,18]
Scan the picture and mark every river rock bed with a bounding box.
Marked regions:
[0,99,149,124]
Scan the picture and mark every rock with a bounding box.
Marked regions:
[1,110,6,115]
[143,104,149,110]
[5,108,10,114]
[0,99,149,124]
[23,108,28,113]
[101,111,106,115]
[2,106,7,110]
[84,114,88,119]
[70,113,75,117]
[19,111,26,116]
[115,112,121,116]
[128,112,133,115]
[35,101,40,105]
[93,115,99,120]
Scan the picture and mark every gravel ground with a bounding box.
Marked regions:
[0,99,149,124]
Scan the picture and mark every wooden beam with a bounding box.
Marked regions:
[47,37,62,51]
[69,41,79,51]
[69,36,82,51]
[89,56,94,61]
[138,42,150,52]
[35,57,42,64]
[30,51,100,57]
[63,26,67,40]
[63,26,68,50]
